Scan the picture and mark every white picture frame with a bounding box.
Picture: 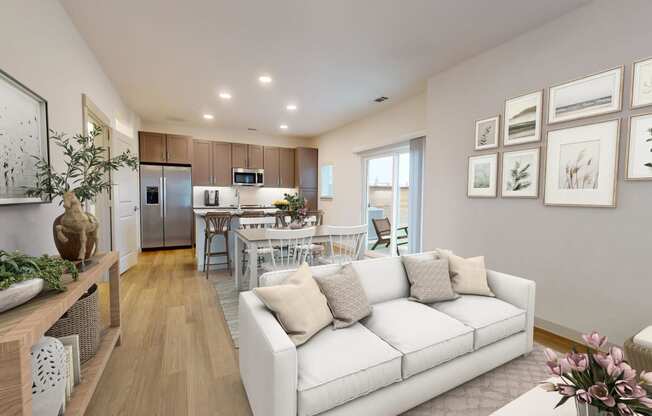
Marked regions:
[504,91,542,146]
[548,67,623,124]
[474,116,499,150]
[544,119,620,208]
[501,148,540,199]
[632,57,652,109]
[626,113,652,180]
[467,153,498,198]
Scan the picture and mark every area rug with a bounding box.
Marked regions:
[211,275,551,414]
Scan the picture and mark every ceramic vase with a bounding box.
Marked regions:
[31,336,67,416]
[0,278,44,313]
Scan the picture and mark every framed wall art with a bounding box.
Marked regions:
[544,119,620,208]
[548,67,623,124]
[467,153,498,198]
[0,68,50,205]
[504,91,542,146]
[474,116,499,150]
[632,57,652,109]
[501,148,540,198]
[626,113,652,180]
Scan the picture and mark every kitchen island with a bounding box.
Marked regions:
[193,206,279,272]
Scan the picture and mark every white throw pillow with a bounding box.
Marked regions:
[448,254,495,297]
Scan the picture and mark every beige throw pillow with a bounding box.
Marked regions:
[448,254,495,297]
[314,265,372,329]
[253,263,333,345]
[401,253,458,303]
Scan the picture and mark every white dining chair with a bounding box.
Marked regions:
[319,224,367,265]
[239,215,278,275]
[262,227,316,272]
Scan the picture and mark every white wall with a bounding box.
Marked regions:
[424,0,652,345]
[0,0,140,255]
[141,121,310,149]
[312,93,426,226]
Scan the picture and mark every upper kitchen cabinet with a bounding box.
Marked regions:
[191,140,212,185]
[139,131,191,164]
[139,132,166,163]
[263,146,280,187]
[232,143,263,169]
[279,147,295,188]
[165,134,191,164]
[212,142,232,186]
[295,147,318,189]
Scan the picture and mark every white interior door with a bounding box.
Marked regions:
[111,129,140,273]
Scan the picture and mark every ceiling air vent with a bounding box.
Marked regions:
[374,96,389,103]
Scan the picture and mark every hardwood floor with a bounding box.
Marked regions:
[89,248,573,415]
[89,249,252,416]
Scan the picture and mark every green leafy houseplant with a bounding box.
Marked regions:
[0,250,79,292]
[25,128,138,204]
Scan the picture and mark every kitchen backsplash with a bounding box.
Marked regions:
[192,186,297,207]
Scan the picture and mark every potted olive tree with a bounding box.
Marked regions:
[25,128,138,263]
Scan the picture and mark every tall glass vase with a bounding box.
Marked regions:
[575,400,614,416]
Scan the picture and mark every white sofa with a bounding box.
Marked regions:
[239,252,536,416]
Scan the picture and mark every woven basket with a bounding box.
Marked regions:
[46,284,100,364]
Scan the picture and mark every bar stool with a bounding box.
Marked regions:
[204,212,232,278]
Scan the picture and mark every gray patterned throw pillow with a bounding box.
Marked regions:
[402,254,458,303]
[314,265,372,329]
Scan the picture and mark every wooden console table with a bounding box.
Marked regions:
[0,252,121,416]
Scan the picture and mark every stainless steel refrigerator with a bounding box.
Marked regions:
[140,165,192,248]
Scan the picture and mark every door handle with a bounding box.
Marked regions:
[159,177,163,217]
[163,177,167,217]
[134,205,138,212]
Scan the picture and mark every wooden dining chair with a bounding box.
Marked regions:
[203,213,232,278]
[319,224,367,265]
[371,217,408,254]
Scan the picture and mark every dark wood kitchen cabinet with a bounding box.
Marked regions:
[231,143,263,169]
[191,140,212,185]
[279,147,295,188]
[248,145,263,169]
[295,147,318,189]
[231,143,248,168]
[263,146,280,187]
[212,142,232,186]
[299,188,318,210]
[139,131,191,164]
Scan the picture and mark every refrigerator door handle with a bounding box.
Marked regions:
[159,177,164,217]
[163,177,168,217]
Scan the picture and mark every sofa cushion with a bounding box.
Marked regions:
[349,256,410,304]
[296,322,402,416]
[313,264,372,329]
[431,295,526,349]
[361,298,474,379]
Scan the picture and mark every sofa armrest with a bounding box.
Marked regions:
[487,270,536,353]
[239,291,297,416]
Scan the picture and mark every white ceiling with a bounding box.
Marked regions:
[61,0,589,138]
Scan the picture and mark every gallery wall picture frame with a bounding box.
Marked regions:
[548,66,624,125]
[500,147,540,199]
[503,90,543,147]
[0,68,50,205]
[467,153,498,198]
[631,57,652,109]
[626,112,652,181]
[543,119,620,208]
[474,115,500,150]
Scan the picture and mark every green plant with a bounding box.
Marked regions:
[0,250,79,291]
[283,192,307,221]
[25,128,138,204]
[506,161,532,191]
[645,128,652,169]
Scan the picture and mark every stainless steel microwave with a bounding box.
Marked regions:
[232,168,264,186]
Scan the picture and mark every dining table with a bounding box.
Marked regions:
[233,225,365,291]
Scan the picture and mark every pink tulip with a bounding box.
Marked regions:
[558,384,576,397]
[594,353,613,370]
[608,363,623,378]
[583,331,608,349]
[619,362,637,382]
[576,389,592,404]
[641,370,652,385]
[544,348,558,363]
[639,396,652,409]
[589,383,616,408]
[610,346,624,365]
[565,352,589,372]
[616,403,634,416]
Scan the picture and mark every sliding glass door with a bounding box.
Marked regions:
[363,148,410,256]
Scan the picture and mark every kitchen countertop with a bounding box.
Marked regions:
[193,207,279,217]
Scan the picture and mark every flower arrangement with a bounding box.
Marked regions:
[541,331,652,415]
[282,192,308,223]
[272,199,289,210]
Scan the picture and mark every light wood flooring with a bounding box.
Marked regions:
[88,248,571,416]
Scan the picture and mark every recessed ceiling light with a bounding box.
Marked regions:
[279,124,288,130]
[219,92,232,99]
[203,114,214,120]
[258,75,272,84]
[286,104,298,111]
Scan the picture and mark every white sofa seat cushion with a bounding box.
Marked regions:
[297,322,402,416]
[361,298,474,379]
[431,295,526,350]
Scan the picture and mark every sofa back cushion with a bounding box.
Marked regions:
[349,256,409,304]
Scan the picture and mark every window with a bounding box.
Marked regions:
[320,165,334,198]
